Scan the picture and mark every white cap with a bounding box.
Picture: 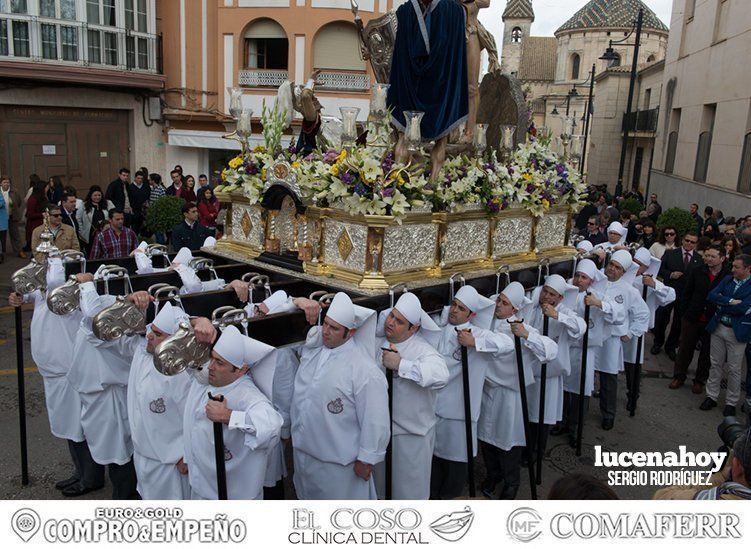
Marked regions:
[325,292,378,357]
[607,221,627,236]
[576,240,594,253]
[151,302,188,335]
[173,247,193,266]
[263,290,290,314]
[610,249,633,271]
[575,258,605,283]
[454,285,495,329]
[203,236,217,248]
[544,274,574,298]
[213,325,276,399]
[137,241,148,252]
[394,292,440,331]
[501,281,532,311]
[327,292,356,329]
[633,247,652,266]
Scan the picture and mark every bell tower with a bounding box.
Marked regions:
[501,0,535,76]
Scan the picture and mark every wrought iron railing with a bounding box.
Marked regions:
[238,69,289,88]
[623,107,659,133]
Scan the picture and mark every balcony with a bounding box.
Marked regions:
[238,69,288,89]
[316,70,370,93]
[623,108,659,135]
[0,14,164,89]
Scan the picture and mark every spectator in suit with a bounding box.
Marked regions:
[689,203,703,235]
[583,215,607,245]
[575,200,598,233]
[105,168,133,226]
[669,244,730,392]
[128,170,151,236]
[171,202,214,251]
[59,191,81,248]
[197,174,212,191]
[701,254,751,417]
[652,232,702,360]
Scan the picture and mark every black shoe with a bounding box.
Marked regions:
[592,390,600,399]
[61,482,104,497]
[54,475,80,491]
[498,484,519,500]
[650,344,662,355]
[666,348,677,362]
[550,424,569,436]
[601,418,614,430]
[699,397,717,411]
[723,405,736,417]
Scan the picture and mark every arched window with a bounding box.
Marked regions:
[646,54,656,63]
[738,132,751,192]
[571,53,581,80]
[243,18,288,70]
[511,27,522,44]
[665,131,678,174]
[694,131,713,183]
[313,21,365,71]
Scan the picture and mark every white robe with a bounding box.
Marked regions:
[563,291,626,395]
[594,278,651,375]
[432,318,495,462]
[173,263,225,294]
[525,301,583,424]
[264,345,299,488]
[374,332,449,500]
[476,315,557,451]
[183,375,282,500]
[291,331,390,500]
[622,277,675,363]
[26,289,84,442]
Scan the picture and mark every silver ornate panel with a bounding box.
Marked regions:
[323,219,368,273]
[443,219,489,264]
[493,215,533,257]
[230,204,264,248]
[535,213,569,251]
[382,223,438,273]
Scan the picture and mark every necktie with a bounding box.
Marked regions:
[684,251,690,269]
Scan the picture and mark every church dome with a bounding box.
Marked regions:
[555,0,668,35]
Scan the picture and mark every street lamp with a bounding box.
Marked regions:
[600,7,644,196]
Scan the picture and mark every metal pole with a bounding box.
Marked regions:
[386,370,393,500]
[629,284,649,416]
[460,344,476,497]
[536,315,549,485]
[208,392,228,500]
[580,65,596,177]
[512,324,537,499]
[15,307,29,486]
[576,301,591,457]
[615,8,644,197]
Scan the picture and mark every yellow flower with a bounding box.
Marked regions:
[221,169,228,181]
[292,161,300,169]
[397,174,405,185]
[253,145,267,153]
[228,156,243,169]
[330,164,340,177]
[337,150,347,162]
[522,173,533,182]
[542,199,550,209]
[261,168,267,181]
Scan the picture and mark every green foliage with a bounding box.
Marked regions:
[657,207,697,238]
[618,198,644,217]
[261,98,287,155]
[145,195,185,234]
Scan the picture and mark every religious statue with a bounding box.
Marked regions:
[277,69,324,156]
[387,0,469,180]
[460,0,492,143]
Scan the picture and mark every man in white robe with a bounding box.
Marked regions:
[135,245,226,293]
[375,292,450,500]
[9,257,86,494]
[594,250,650,430]
[524,275,585,463]
[291,292,390,500]
[430,285,496,499]
[184,323,283,500]
[477,282,557,499]
[555,259,625,447]
[623,247,675,410]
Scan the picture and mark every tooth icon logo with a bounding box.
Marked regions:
[12,508,40,542]
[430,506,474,542]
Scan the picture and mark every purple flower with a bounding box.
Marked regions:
[341,172,355,186]
[501,199,509,209]
[483,163,495,172]
[526,184,535,193]
[486,199,500,213]
[353,182,370,197]
[556,164,566,176]
[323,150,339,164]
[287,144,298,155]
[382,187,394,198]
[245,162,258,175]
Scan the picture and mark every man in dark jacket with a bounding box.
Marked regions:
[128,170,151,236]
[105,168,133,226]
[583,216,607,245]
[171,202,214,251]
[670,244,730,392]
[652,232,703,360]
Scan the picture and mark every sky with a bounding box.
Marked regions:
[478,0,674,47]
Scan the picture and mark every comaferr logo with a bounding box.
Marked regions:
[507,508,542,542]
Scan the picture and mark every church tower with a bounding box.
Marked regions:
[501,0,535,76]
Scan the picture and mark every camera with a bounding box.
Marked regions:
[718,416,747,450]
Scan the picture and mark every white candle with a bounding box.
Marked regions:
[228,88,243,119]
[371,84,389,116]
[340,107,360,141]
[237,109,253,136]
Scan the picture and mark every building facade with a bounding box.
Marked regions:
[157,0,399,183]
[650,0,751,217]
[0,0,165,194]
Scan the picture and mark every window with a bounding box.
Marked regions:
[40,0,75,19]
[60,25,77,60]
[511,27,522,44]
[665,131,678,174]
[87,0,115,26]
[0,0,27,13]
[136,36,147,68]
[41,23,57,59]
[104,31,117,64]
[87,28,100,63]
[11,19,28,56]
[739,133,751,193]
[125,0,147,31]
[694,132,712,182]
[243,19,288,70]
[313,21,364,71]
[643,89,652,110]
[0,20,7,55]
[571,53,580,80]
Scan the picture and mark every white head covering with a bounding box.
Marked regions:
[575,258,606,283]
[394,292,440,331]
[454,285,495,329]
[501,281,532,311]
[633,247,652,267]
[203,236,217,248]
[172,247,193,266]
[607,221,627,245]
[610,249,633,272]
[325,292,377,357]
[213,325,276,399]
[576,240,594,253]
[542,274,579,309]
[137,241,148,252]
[263,290,290,314]
[151,301,188,336]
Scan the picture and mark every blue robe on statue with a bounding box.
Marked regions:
[387,0,469,141]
